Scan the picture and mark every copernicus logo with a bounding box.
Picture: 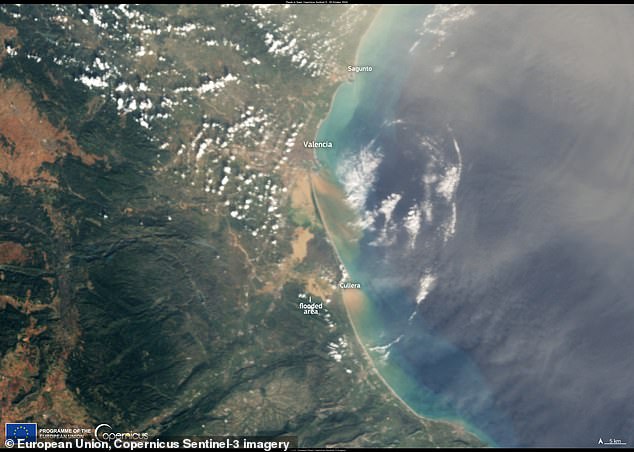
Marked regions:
[94,423,149,441]
[5,423,37,445]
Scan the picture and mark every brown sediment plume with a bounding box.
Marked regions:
[290,171,315,217]
[310,169,340,199]
[259,170,323,295]
[341,286,366,315]
[305,276,331,301]
[290,227,314,263]
[0,80,102,186]
[310,170,363,255]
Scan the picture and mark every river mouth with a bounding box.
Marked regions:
[313,4,634,448]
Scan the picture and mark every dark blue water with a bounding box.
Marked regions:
[320,4,634,448]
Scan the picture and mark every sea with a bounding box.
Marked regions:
[314,5,634,448]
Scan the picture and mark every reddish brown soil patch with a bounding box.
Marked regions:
[0,287,91,429]
[0,241,30,265]
[0,80,101,186]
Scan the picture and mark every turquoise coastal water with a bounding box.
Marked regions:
[317,6,416,171]
[315,5,502,446]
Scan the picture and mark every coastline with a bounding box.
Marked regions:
[340,289,476,438]
[309,4,431,424]
[310,5,383,168]
[310,172,414,419]
[310,171,482,444]
[307,5,490,445]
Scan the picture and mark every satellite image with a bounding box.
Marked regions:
[0,3,633,450]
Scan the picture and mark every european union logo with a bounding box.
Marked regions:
[5,423,37,443]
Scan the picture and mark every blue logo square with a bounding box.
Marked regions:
[5,423,37,443]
